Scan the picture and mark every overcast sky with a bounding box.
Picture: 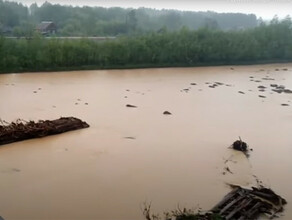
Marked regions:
[11,0,292,19]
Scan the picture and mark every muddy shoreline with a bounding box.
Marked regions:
[1,60,292,75]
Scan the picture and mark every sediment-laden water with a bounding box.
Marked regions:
[0,64,291,220]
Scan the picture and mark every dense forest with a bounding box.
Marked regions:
[1,16,292,73]
[0,0,258,36]
[0,1,292,73]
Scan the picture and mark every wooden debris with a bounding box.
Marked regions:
[211,186,287,220]
[126,104,137,108]
[272,89,283,94]
[262,77,275,81]
[232,139,248,152]
[175,186,287,220]
[284,89,292,94]
[224,166,233,174]
[163,111,172,115]
[271,85,292,94]
[124,137,136,140]
[0,117,89,146]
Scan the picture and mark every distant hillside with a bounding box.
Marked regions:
[0,0,258,36]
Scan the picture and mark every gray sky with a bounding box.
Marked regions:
[12,0,292,19]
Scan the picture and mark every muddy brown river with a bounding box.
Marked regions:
[0,64,292,220]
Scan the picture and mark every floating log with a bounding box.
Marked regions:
[126,104,137,108]
[0,117,89,146]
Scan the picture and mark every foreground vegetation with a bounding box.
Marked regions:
[143,203,224,220]
[1,17,292,73]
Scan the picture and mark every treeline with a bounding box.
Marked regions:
[1,17,291,73]
[0,0,258,36]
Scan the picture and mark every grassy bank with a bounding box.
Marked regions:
[1,18,292,74]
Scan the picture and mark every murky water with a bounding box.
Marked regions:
[0,64,292,220]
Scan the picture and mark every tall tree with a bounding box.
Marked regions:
[127,10,137,32]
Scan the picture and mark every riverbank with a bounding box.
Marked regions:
[1,59,292,75]
[1,19,292,74]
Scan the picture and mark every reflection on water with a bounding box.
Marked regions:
[0,64,292,220]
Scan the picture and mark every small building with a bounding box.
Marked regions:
[36,21,57,35]
[1,27,12,36]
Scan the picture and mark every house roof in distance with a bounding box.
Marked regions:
[37,21,55,30]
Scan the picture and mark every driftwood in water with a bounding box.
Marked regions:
[0,117,89,146]
[211,186,287,220]
[232,139,248,152]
